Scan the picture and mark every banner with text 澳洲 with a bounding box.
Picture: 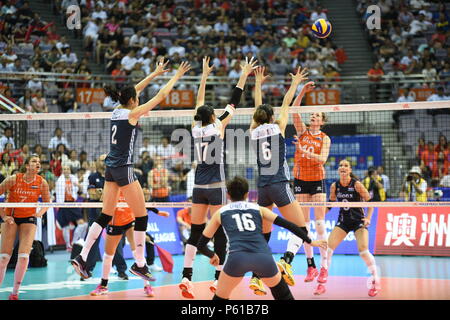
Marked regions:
[375,207,450,256]
[268,207,378,254]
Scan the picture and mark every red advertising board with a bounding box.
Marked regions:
[375,207,450,256]
[305,89,341,105]
[399,88,436,101]
[76,88,106,104]
[159,90,194,108]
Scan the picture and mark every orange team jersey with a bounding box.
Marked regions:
[151,168,169,198]
[111,193,135,227]
[294,130,327,181]
[6,173,44,218]
[65,179,75,202]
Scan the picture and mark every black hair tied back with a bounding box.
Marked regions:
[194,104,215,125]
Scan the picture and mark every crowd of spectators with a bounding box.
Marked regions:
[358,0,450,100]
[0,126,193,201]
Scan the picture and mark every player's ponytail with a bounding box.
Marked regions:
[106,86,136,106]
[194,104,215,125]
[253,104,274,125]
[104,85,118,101]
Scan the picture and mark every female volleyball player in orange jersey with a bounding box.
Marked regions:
[90,191,169,297]
[0,154,51,300]
[282,81,331,286]
[316,159,380,297]
[71,58,190,281]
[249,66,315,295]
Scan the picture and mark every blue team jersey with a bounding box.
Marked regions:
[192,119,225,185]
[336,178,365,220]
[220,201,272,254]
[105,108,138,168]
[251,123,290,188]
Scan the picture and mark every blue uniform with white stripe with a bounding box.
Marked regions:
[220,201,278,278]
[191,119,226,205]
[335,178,366,233]
[104,108,138,186]
[251,123,295,207]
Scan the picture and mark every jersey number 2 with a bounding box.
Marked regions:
[111,125,118,144]
[231,213,256,232]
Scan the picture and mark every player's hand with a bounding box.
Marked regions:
[310,240,328,250]
[1,216,15,225]
[201,56,214,77]
[301,81,315,94]
[290,66,309,84]
[154,57,170,76]
[254,66,270,83]
[35,211,45,218]
[362,217,371,227]
[175,61,191,78]
[240,56,258,77]
[209,254,220,266]
[158,210,170,217]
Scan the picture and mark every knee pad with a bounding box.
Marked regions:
[270,278,294,300]
[96,213,113,229]
[18,253,29,260]
[213,226,227,264]
[134,215,148,232]
[186,223,206,246]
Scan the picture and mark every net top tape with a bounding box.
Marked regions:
[0,201,448,208]
[0,101,448,121]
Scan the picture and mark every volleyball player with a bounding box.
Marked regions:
[196,176,327,300]
[71,58,191,281]
[90,191,169,297]
[179,56,257,299]
[249,66,310,295]
[0,155,51,300]
[315,160,380,296]
[282,81,331,283]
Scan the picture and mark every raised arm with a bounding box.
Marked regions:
[250,66,270,130]
[277,67,308,134]
[292,81,315,134]
[196,56,214,109]
[129,61,191,123]
[219,56,258,130]
[134,57,170,96]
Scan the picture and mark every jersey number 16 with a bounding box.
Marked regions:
[231,213,256,232]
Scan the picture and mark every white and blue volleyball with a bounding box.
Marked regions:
[312,19,332,38]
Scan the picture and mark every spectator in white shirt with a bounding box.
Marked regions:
[156,136,176,168]
[48,127,70,152]
[377,165,390,196]
[121,50,138,72]
[422,61,437,82]
[214,16,229,34]
[195,19,212,35]
[26,79,43,93]
[397,87,415,102]
[56,36,71,55]
[60,47,78,67]
[139,137,157,157]
[91,4,108,21]
[168,40,186,57]
[0,127,15,152]
[427,87,449,101]
[242,39,259,55]
[409,14,431,36]
[310,6,327,22]
[440,173,450,187]
[83,18,101,50]
[130,30,149,50]
[400,50,418,66]
[228,62,242,79]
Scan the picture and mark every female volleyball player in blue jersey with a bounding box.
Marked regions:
[196,176,327,300]
[179,56,257,299]
[316,159,380,297]
[248,66,311,295]
[71,58,191,281]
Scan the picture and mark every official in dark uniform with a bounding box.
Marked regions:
[196,176,327,300]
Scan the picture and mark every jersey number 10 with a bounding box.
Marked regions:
[231,213,256,232]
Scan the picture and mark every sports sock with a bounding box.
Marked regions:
[359,250,378,279]
[12,254,29,295]
[182,267,193,281]
[269,278,294,300]
[133,230,147,268]
[303,222,314,265]
[286,234,304,256]
[101,253,114,281]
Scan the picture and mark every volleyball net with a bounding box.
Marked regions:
[1,100,449,256]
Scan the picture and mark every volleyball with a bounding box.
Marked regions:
[312,19,332,38]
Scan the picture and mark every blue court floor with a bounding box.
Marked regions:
[0,251,449,300]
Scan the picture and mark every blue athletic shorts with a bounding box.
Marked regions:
[223,251,278,278]
[192,187,227,206]
[257,181,295,207]
[105,165,137,187]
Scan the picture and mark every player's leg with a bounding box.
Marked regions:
[12,222,37,298]
[355,227,380,297]
[311,191,328,282]
[0,222,18,287]
[314,226,347,295]
[210,201,226,290]
[213,271,243,300]
[261,272,294,300]
[74,181,119,277]
[90,231,123,296]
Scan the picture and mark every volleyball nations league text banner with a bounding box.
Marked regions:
[375,207,450,256]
